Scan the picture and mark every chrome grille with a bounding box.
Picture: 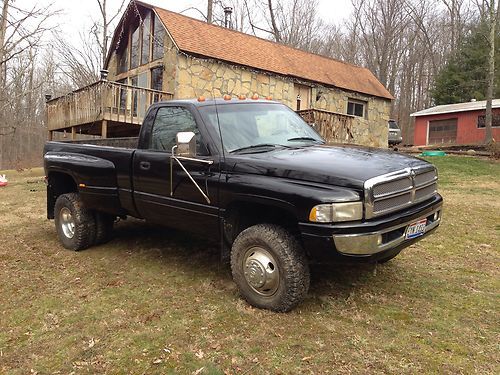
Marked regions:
[415,182,438,200]
[373,193,412,213]
[364,167,438,218]
[414,170,436,186]
[373,177,412,197]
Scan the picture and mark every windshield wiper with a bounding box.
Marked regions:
[287,137,324,143]
[230,144,286,154]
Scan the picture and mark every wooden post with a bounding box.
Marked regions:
[71,127,76,140]
[48,131,53,141]
[102,120,108,138]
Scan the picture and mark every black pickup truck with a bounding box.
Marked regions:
[44,98,443,312]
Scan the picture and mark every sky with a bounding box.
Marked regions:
[30,0,353,44]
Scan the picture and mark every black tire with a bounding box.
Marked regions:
[94,212,115,245]
[230,224,310,312]
[54,193,96,251]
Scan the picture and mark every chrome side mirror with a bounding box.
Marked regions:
[175,131,196,157]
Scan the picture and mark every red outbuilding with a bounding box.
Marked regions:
[411,99,500,146]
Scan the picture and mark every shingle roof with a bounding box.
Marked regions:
[410,99,500,117]
[143,3,392,100]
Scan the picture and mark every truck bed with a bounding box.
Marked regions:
[58,137,139,149]
[44,141,139,218]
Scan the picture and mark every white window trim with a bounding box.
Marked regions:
[347,98,367,118]
[426,120,430,145]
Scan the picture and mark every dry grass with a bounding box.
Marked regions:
[0,156,499,374]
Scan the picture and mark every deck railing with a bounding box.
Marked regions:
[46,80,173,131]
[297,108,354,144]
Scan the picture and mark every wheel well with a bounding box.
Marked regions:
[47,172,77,219]
[223,201,299,245]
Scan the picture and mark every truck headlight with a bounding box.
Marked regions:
[309,202,363,223]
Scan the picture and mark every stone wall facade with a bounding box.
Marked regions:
[174,54,295,107]
[174,54,391,148]
[311,85,391,148]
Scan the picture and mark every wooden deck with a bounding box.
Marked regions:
[46,80,173,138]
[46,82,353,143]
[297,108,354,144]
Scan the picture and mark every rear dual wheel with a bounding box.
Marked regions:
[54,193,114,251]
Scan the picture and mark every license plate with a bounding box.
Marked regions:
[405,219,427,239]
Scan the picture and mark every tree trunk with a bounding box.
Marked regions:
[267,0,281,42]
[485,0,496,144]
[0,0,8,169]
[0,0,9,89]
[207,0,213,24]
[102,0,107,67]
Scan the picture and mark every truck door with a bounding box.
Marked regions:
[133,105,220,237]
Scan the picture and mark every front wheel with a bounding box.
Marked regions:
[54,193,96,251]
[230,224,310,312]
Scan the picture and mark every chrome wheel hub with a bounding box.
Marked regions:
[243,247,279,296]
[60,207,75,239]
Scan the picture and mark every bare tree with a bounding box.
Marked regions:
[0,0,58,169]
[485,0,496,144]
[0,1,54,86]
[53,31,100,87]
[93,0,127,69]
[267,0,282,42]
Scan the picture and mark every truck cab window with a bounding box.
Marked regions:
[150,106,207,154]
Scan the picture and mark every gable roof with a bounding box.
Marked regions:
[410,99,500,117]
[128,1,392,100]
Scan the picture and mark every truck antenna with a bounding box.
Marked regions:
[212,89,226,162]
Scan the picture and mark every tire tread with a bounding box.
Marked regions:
[231,224,310,312]
[54,193,96,251]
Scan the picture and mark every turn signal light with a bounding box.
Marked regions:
[197,96,206,102]
[223,94,232,100]
[265,96,273,100]
[251,94,259,100]
[238,94,246,100]
[309,202,363,222]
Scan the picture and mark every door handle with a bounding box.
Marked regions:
[139,161,150,170]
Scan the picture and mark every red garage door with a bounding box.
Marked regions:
[428,119,457,144]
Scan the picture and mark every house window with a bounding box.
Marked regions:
[130,24,140,69]
[118,45,128,74]
[117,78,127,110]
[152,14,165,61]
[114,10,164,77]
[130,75,138,115]
[477,114,500,128]
[141,12,151,65]
[347,99,366,117]
[151,66,163,101]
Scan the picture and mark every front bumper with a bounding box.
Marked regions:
[333,206,441,255]
[300,194,443,263]
[388,137,403,145]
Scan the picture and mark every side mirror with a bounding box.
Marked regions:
[175,131,196,157]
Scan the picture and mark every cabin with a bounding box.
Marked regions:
[46,0,393,147]
[411,99,500,145]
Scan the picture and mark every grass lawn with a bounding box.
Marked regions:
[0,155,498,374]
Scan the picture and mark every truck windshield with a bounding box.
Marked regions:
[198,103,324,153]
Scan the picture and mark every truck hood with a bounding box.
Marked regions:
[225,144,430,189]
